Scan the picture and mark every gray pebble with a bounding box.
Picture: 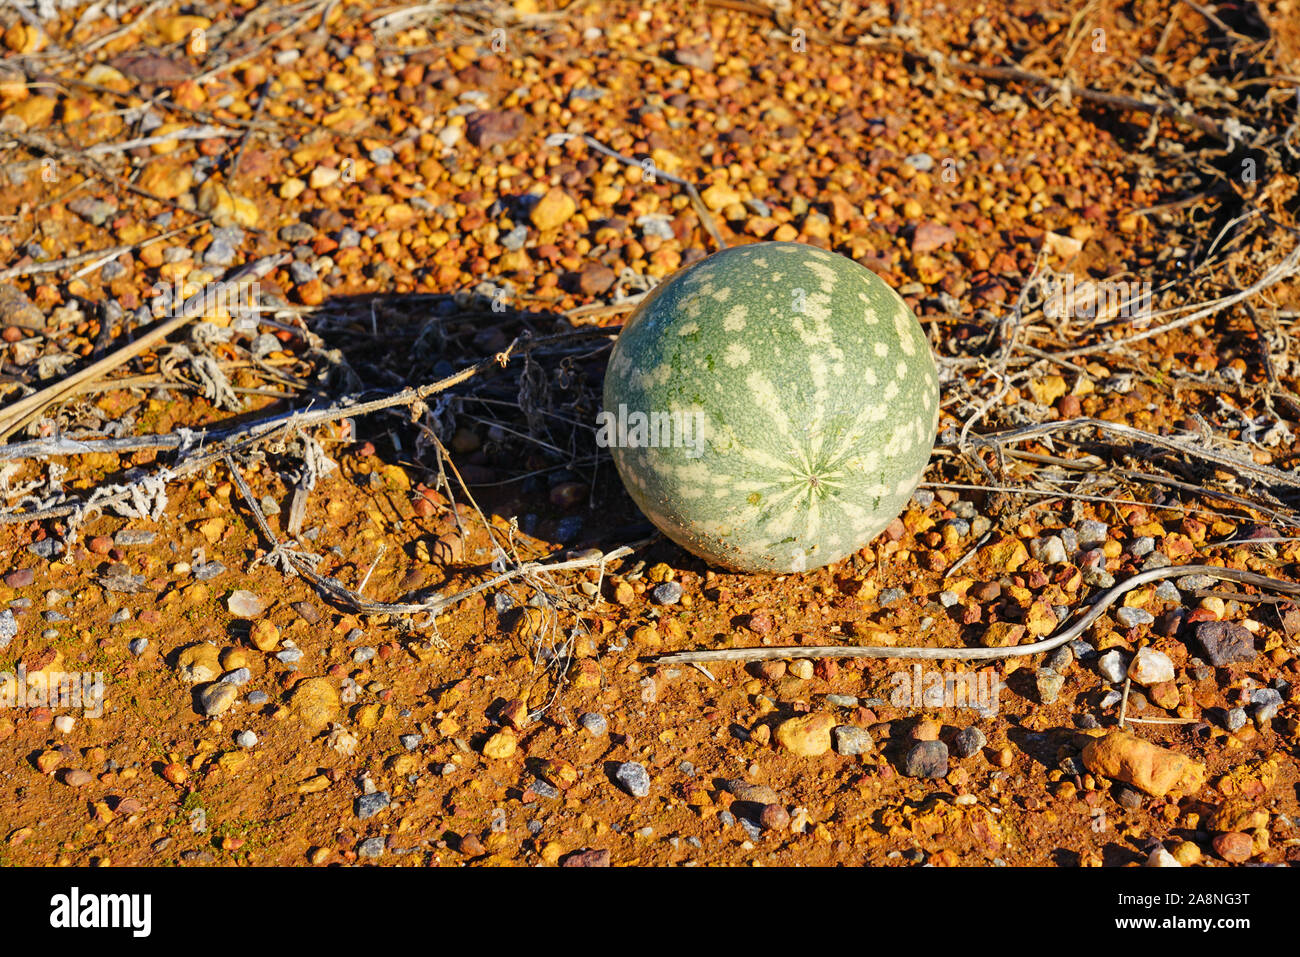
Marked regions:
[1225,707,1248,731]
[400,734,422,750]
[1154,581,1181,602]
[904,152,934,171]
[1082,568,1116,589]
[1115,607,1154,629]
[1251,688,1284,722]
[501,225,528,250]
[879,587,906,606]
[354,646,376,663]
[110,608,132,624]
[368,146,395,165]
[1040,536,1067,565]
[833,725,873,756]
[1036,669,1065,705]
[901,741,949,778]
[235,730,257,748]
[824,693,860,708]
[0,609,15,650]
[580,712,607,735]
[1130,536,1155,557]
[276,648,303,664]
[614,761,650,798]
[1076,520,1108,548]
[197,682,237,716]
[1141,553,1172,571]
[193,560,226,581]
[938,590,960,607]
[651,581,683,605]
[1097,650,1128,684]
[1043,645,1073,672]
[531,778,561,800]
[128,637,148,655]
[356,791,391,819]
[221,667,251,686]
[28,539,63,559]
[203,240,236,266]
[115,529,156,547]
[246,690,269,706]
[953,725,986,758]
[357,837,385,858]
[1068,639,1096,659]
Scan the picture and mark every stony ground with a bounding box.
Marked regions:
[1,0,1299,867]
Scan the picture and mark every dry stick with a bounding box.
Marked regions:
[950,416,1300,491]
[0,325,615,461]
[1055,247,1300,359]
[0,220,205,282]
[8,130,198,214]
[226,448,645,617]
[79,125,241,156]
[580,135,728,252]
[0,254,288,440]
[653,564,1300,665]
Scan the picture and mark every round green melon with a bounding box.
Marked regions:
[600,241,940,573]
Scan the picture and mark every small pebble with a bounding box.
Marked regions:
[128,638,148,655]
[833,725,873,756]
[901,740,949,778]
[1035,669,1065,705]
[1097,650,1128,684]
[356,792,391,819]
[614,761,650,798]
[650,581,682,605]
[226,590,264,618]
[580,712,607,736]
[952,726,986,758]
[235,730,257,748]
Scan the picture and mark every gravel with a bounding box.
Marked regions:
[614,761,650,798]
[1195,620,1258,666]
[1115,607,1154,629]
[1036,669,1065,705]
[580,712,607,736]
[356,792,391,819]
[902,741,949,778]
[1076,520,1109,548]
[833,725,873,756]
[953,726,986,758]
[1097,650,1128,684]
[650,581,683,605]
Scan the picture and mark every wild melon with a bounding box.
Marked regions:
[600,241,940,573]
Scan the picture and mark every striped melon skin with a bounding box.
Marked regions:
[603,241,940,573]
